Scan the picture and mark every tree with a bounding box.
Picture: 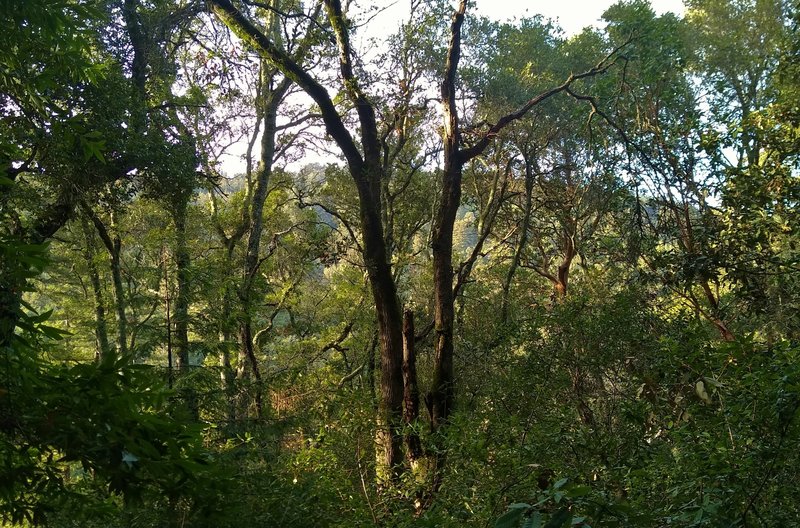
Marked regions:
[208,0,408,480]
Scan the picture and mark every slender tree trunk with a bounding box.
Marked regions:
[219,331,236,422]
[236,76,289,419]
[218,267,237,422]
[402,309,422,463]
[700,280,735,342]
[109,234,127,355]
[501,159,534,323]
[86,209,128,356]
[171,201,198,419]
[172,203,191,372]
[81,218,112,361]
[429,0,470,436]
[237,322,263,417]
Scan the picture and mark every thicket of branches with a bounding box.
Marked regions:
[1,0,798,526]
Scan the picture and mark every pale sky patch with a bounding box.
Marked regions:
[472,0,685,35]
[219,1,687,176]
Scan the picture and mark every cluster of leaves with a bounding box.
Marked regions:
[2,0,799,527]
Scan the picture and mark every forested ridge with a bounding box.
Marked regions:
[1,0,799,526]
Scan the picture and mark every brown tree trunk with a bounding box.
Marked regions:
[430,162,460,431]
[402,309,422,462]
[236,78,286,420]
[429,2,468,434]
[700,280,735,342]
[81,218,112,361]
[86,208,128,356]
[219,331,236,422]
[501,157,535,323]
[553,225,576,298]
[208,0,420,483]
[109,232,127,356]
[172,204,190,372]
[238,321,263,417]
[356,168,405,484]
[172,202,198,419]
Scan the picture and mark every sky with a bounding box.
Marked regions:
[366,0,686,37]
[470,0,684,34]
[219,0,687,176]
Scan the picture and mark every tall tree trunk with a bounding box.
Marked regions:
[219,331,236,422]
[109,231,127,355]
[172,203,190,372]
[554,232,576,298]
[429,1,468,433]
[172,202,198,419]
[81,218,112,361]
[209,0,410,483]
[218,259,237,422]
[501,157,535,323]
[430,161,461,431]
[86,208,128,355]
[402,309,422,463]
[356,170,405,484]
[236,73,289,419]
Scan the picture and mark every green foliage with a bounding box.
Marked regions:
[2,1,799,527]
[0,241,221,526]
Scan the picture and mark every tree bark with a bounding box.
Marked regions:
[211,0,406,480]
[357,170,405,482]
[171,202,199,419]
[554,227,576,298]
[501,158,535,323]
[428,0,609,432]
[81,218,112,361]
[86,208,128,356]
[236,73,288,420]
[172,203,191,373]
[429,0,468,434]
[402,309,422,463]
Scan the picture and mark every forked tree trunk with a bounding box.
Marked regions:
[86,209,128,356]
[236,79,286,420]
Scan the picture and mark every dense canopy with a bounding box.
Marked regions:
[1,0,798,526]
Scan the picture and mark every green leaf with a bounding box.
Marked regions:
[523,511,542,528]
[565,485,591,498]
[496,507,526,528]
[544,508,572,528]
[39,325,70,340]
